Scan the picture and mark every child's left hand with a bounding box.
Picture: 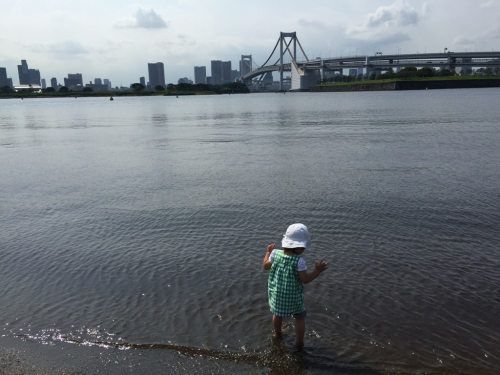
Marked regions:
[267,244,275,253]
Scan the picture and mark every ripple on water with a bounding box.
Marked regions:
[1,92,500,374]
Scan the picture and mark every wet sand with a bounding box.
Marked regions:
[0,336,271,375]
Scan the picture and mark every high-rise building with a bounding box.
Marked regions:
[51,78,58,89]
[18,60,30,85]
[95,78,102,85]
[140,77,145,86]
[7,78,13,88]
[262,72,273,83]
[103,79,111,90]
[178,77,193,84]
[16,60,42,85]
[206,77,212,85]
[86,82,109,92]
[64,73,83,87]
[41,78,46,89]
[0,67,7,87]
[194,66,206,84]
[231,69,239,82]
[349,69,357,76]
[211,60,222,85]
[148,62,165,88]
[222,61,232,83]
[28,69,41,85]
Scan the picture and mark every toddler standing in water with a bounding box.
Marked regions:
[263,223,328,347]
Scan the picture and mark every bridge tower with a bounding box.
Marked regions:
[240,55,252,78]
[279,32,298,91]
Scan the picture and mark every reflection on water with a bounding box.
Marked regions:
[1,90,500,374]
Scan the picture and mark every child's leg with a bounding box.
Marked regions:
[294,317,305,346]
[272,314,283,337]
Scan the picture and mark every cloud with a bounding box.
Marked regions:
[421,1,430,16]
[480,1,494,8]
[345,32,412,52]
[452,26,500,47]
[346,0,420,41]
[489,25,500,39]
[30,40,88,55]
[451,35,476,47]
[115,8,167,29]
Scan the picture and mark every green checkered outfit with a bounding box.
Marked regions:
[268,250,305,317]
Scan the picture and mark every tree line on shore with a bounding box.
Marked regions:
[318,66,500,84]
[0,81,249,95]
[131,81,249,94]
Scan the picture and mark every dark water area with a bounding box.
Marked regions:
[1,90,499,374]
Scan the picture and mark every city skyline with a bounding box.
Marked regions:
[1,0,500,85]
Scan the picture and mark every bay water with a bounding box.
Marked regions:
[1,90,499,374]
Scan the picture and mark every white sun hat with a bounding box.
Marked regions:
[282,223,312,249]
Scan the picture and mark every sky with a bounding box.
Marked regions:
[1,0,499,86]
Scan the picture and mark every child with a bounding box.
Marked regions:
[263,223,328,347]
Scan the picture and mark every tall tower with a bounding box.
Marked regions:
[17,60,30,85]
[279,32,297,91]
[240,55,252,77]
[221,61,232,83]
[194,66,206,84]
[148,62,165,87]
[28,69,41,85]
[211,60,222,85]
[0,67,7,87]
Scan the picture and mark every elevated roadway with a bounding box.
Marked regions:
[238,32,500,90]
[241,52,499,83]
[301,52,500,74]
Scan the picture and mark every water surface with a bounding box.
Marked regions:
[1,90,499,374]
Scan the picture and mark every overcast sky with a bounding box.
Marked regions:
[1,0,499,86]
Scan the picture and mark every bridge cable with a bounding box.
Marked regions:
[284,44,304,74]
[252,58,263,69]
[295,37,309,61]
[271,38,294,66]
[259,38,281,67]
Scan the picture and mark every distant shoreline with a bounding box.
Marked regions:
[311,76,500,92]
[0,91,226,99]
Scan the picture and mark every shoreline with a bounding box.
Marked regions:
[0,92,218,99]
[0,90,251,99]
[311,77,500,92]
[0,335,273,375]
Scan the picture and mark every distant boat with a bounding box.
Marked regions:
[110,96,114,101]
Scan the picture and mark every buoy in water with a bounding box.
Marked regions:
[110,96,114,101]
[176,95,178,98]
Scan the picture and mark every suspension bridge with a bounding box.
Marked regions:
[239,32,500,91]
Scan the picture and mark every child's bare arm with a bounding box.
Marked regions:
[298,261,328,284]
[263,244,275,270]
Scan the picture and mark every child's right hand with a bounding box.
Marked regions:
[315,261,328,273]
